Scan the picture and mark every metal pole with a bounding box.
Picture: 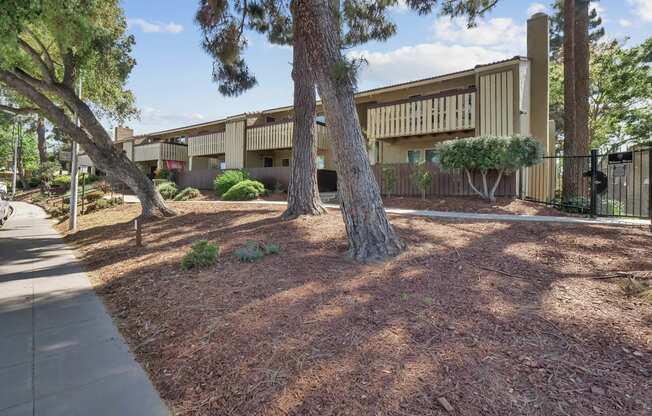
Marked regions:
[11,122,18,198]
[590,149,598,218]
[69,76,82,231]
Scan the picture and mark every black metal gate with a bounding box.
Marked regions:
[521,148,651,219]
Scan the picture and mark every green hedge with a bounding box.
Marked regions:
[173,187,200,201]
[221,180,265,201]
[157,182,178,200]
[214,170,248,195]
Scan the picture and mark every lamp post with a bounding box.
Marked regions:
[69,76,82,231]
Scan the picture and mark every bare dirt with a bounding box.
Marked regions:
[57,202,652,416]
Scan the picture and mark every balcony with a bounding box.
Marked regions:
[246,121,328,151]
[188,132,225,157]
[58,149,93,166]
[133,142,188,162]
[366,88,476,141]
[58,149,72,162]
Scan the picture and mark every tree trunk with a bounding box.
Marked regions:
[297,0,404,261]
[0,69,175,219]
[562,0,580,201]
[36,115,47,164]
[282,5,325,219]
[574,0,591,155]
[16,135,29,190]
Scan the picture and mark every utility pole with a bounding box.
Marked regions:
[11,121,19,198]
[69,76,82,231]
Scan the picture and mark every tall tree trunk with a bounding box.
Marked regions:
[0,69,176,219]
[574,0,591,154]
[296,0,405,262]
[36,115,47,164]
[283,4,325,219]
[16,134,29,190]
[562,0,579,201]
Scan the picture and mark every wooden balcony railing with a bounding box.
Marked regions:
[58,149,72,162]
[367,89,476,140]
[133,142,188,162]
[246,121,329,151]
[188,132,226,157]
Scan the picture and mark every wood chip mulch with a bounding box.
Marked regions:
[57,202,652,416]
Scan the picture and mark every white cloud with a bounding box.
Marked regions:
[140,107,205,128]
[618,18,632,28]
[527,3,547,17]
[349,16,526,86]
[128,18,184,34]
[627,0,652,22]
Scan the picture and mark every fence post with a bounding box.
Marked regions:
[590,149,598,218]
[80,173,86,214]
[134,219,142,247]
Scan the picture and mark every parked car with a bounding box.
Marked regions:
[0,181,7,195]
[0,193,11,226]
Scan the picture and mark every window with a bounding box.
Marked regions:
[281,158,290,167]
[425,149,440,165]
[263,157,273,167]
[407,150,423,164]
[316,155,325,169]
[266,116,275,123]
[374,142,381,164]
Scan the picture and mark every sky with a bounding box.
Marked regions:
[120,0,652,135]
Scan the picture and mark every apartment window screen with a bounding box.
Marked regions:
[407,150,423,164]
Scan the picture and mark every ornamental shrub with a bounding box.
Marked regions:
[181,240,219,270]
[157,182,178,200]
[214,170,248,195]
[173,187,201,201]
[381,167,397,197]
[221,179,265,201]
[438,135,542,202]
[52,174,71,189]
[154,167,170,180]
[411,162,433,200]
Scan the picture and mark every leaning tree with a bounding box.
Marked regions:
[0,0,175,217]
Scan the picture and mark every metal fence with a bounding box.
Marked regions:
[522,148,651,218]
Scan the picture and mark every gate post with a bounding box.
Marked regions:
[590,149,598,218]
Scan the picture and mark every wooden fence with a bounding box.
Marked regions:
[372,163,516,197]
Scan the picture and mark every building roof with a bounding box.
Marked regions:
[123,56,526,141]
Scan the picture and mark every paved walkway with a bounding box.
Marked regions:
[124,196,648,226]
[0,202,169,416]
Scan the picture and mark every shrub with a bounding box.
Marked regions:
[157,182,178,200]
[263,243,280,255]
[85,192,103,203]
[154,167,170,180]
[52,175,71,189]
[411,163,433,200]
[29,177,41,188]
[214,170,248,195]
[553,197,624,216]
[173,187,200,201]
[221,179,265,201]
[234,241,265,262]
[181,240,219,270]
[153,179,171,187]
[438,135,543,202]
[95,198,110,210]
[381,167,397,197]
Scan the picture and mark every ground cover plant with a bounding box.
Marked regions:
[174,187,200,201]
[181,240,219,270]
[58,202,652,416]
[157,182,178,200]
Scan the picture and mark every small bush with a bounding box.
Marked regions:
[81,174,99,184]
[181,240,219,270]
[157,182,178,200]
[234,241,265,262]
[154,167,170,180]
[221,179,265,201]
[29,177,41,188]
[153,179,171,187]
[214,170,248,195]
[173,187,200,201]
[52,175,71,189]
[85,192,104,203]
[95,198,110,210]
[263,243,280,255]
[381,167,397,197]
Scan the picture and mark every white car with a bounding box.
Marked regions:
[0,193,10,226]
[0,182,7,194]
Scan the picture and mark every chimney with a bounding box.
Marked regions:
[114,126,134,142]
[527,12,551,155]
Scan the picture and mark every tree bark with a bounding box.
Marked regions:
[16,134,29,190]
[296,0,404,262]
[282,4,326,219]
[36,115,47,164]
[562,0,580,201]
[0,69,175,218]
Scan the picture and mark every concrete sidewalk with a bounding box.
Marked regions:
[0,202,169,416]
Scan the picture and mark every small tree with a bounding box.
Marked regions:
[381,167,396,198]
[438,136,543,203]
[411,163,433,200]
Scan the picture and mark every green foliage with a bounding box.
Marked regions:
[173,187,200,201]
[381,167,396,197]
[549,0,605,60]
[221,179,265,201]
[52,174,71,188]
[410,162,433,200]
[28,176,40,188]
[94,198,110,210]
[84,192,103,203]
[214,170,248,195]
[554,196,624,216]
[156,182,178,200]
[233,240,279,262]
[36,161,60,184]
[152,179,171,187]
[181,240,219,270]
[438,136,543,173]
[154,168,170,180]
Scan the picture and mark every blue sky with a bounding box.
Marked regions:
[120,0,652,135]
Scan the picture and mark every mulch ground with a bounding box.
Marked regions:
[57,202,652,416]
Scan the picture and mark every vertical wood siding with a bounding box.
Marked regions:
[479,70,515,136]
[246,121,329,151]
[133,143,187,162]
[188,132,226,157]
[366,90,476,140]
[225,120,245,169]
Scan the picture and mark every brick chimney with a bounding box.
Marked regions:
[114,126,134,142]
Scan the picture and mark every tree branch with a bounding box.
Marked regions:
[25,28,57,76]
[0,103,40,115]
[17,37,55,84]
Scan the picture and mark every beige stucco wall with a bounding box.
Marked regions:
[245,148,335,170]
[379,131,475,164]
